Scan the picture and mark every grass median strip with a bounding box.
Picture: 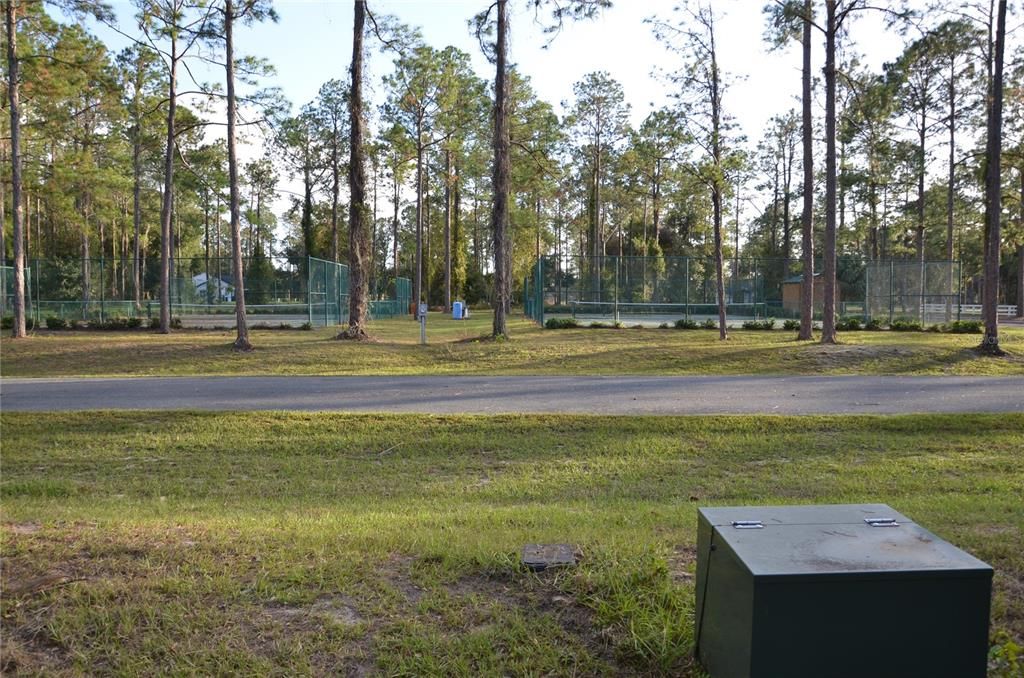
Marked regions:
[2,314,1023,377]
[2,412,1022,675]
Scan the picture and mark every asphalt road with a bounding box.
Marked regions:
[2,376,1022,415]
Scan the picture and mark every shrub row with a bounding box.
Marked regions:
[44,316,148,330]
[542,315,985,334]
[884,318,983,334]
[39,316,168,330]
[0,316,35,330]
[250,321,314,331]
[835,317,883,331]
[545,317,580,329]
[6,315,316,332]
[674,318,718,330]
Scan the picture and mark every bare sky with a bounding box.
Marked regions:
[238,0,911,136]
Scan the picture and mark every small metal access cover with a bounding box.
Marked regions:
[521,544,577,572]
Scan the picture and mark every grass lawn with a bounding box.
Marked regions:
[2,311,1023,377]
[1,412,1021,676]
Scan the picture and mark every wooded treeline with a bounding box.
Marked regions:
[1,0,1020,347]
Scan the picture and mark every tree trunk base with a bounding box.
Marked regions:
[795,332,814,341]
[820,332,838,345]
[336,326,371,341]
[477,333,509,343]
[975,336,1005,356]
[233,337,253,352]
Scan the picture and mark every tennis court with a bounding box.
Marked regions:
[525,255,960,327]
[3,258,410,328]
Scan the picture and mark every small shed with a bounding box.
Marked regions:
[781,273,828,314]
[192,273,235,302]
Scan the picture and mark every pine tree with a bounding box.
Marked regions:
[979,0,1007,354]
[650,1,739,340]
[339,0,371,339]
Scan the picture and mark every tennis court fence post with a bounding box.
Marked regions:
[34,260,40,327]
[614,255,619,323]
[307,256,313,327]
[753,257,759,318]
[538,256,544,326]
[99,258,105,323]
[889,258,895,325]
[865,261,870,322]
[957,260,962,322]
[685,256,690,322]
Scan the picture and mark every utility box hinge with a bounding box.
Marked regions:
[865,517,900,527]
[731,520,764,529]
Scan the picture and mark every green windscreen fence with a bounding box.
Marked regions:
[1,265,32,319]
[3,257,412,328]
[308,257,349,326]
[369,276,411,320]
[527,255,960,327]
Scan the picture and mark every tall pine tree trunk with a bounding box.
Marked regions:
[798,0,814,340]
[1,149,6,271]
[132,50,144,310]
[392,171,399,279]
[452,164,463,302]
[6,0,27,337]
[425,178,431,300]
[782,143,792,267]
[331,135,340,262]
[415,120,424,308]
[225,0,251,349]
[916,112,926,263]
[1017,167,1023,318]
[132,132,142,309]
[444,148,452,312]
[916,110,927,319]
[709,17,727,341]
[595,130,602,256]
[653,158,661,239]
[203,190,210,303]
[946,58,956,321]
[491,0,510,338]
[302,168,315,258]
[979,0,1006,353]
[215,195,222,300]
[341,0,370,339]
[821,0,839,344]
[158,31,177,334]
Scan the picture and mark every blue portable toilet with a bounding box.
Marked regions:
[452,301,463,320]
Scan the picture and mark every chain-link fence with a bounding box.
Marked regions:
[1,265,33,320]
[4,257,411,328]
[308,257,349,326]
[370,276,411,320]
[865,260,961,324]
[527,255,957,327]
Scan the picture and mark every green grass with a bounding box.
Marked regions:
[2,412,1022,675]
[2,311,1023,377]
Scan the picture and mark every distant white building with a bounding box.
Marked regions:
[192,273,234,302]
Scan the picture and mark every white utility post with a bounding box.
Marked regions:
[418,303,427,345]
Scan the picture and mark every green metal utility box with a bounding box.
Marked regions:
[695,504,992,678]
